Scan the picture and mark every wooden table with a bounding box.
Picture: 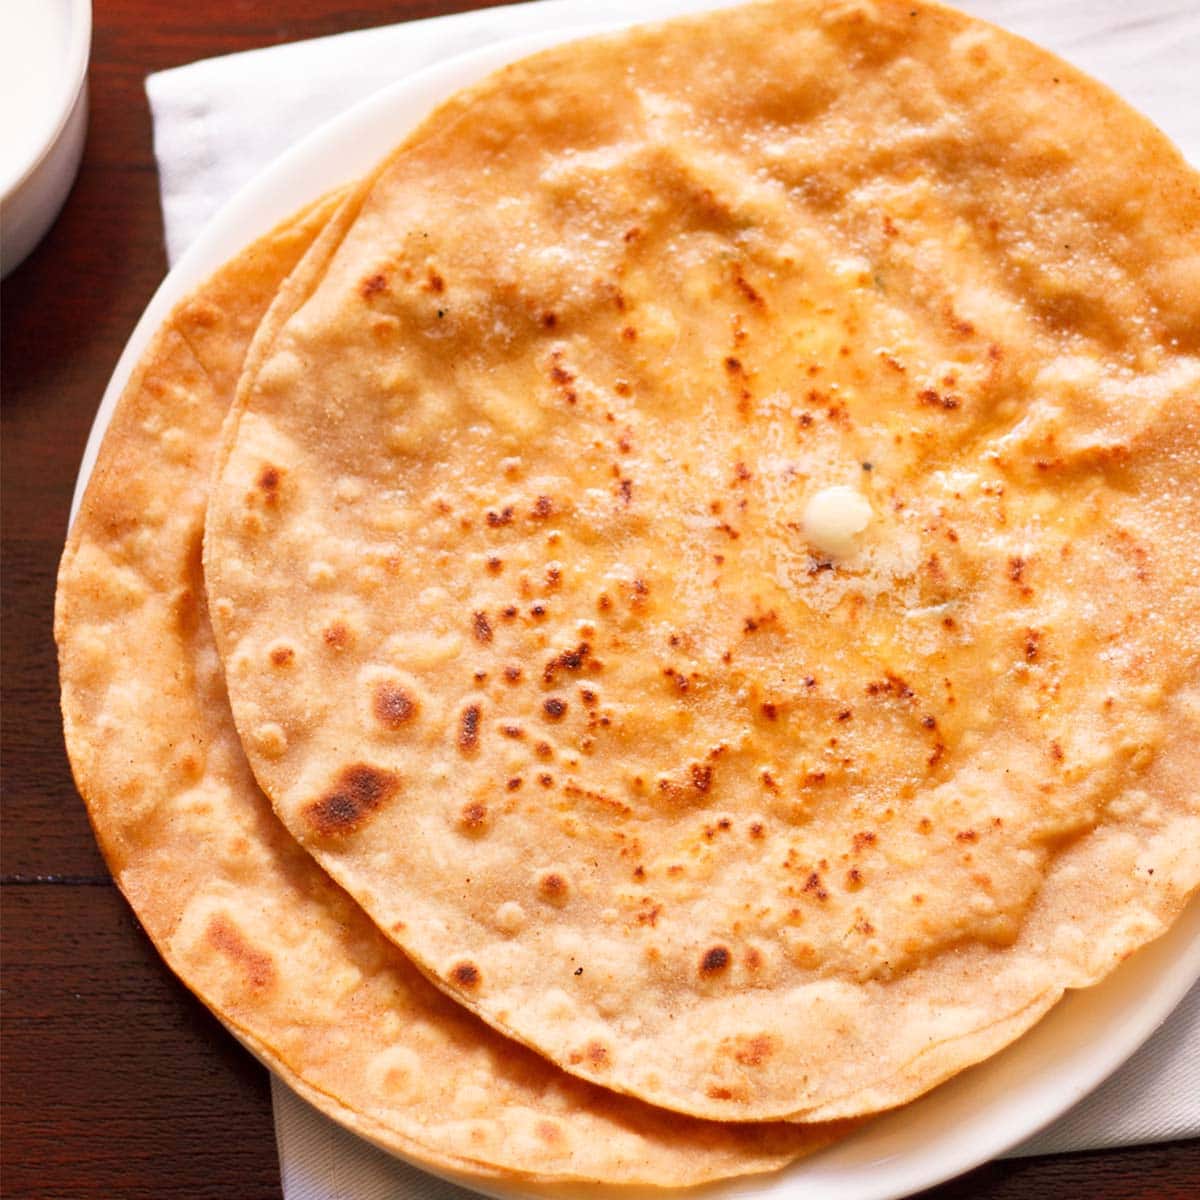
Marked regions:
[2,2,1196,1196]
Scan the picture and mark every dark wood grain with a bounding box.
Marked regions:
[2,3,1196,1198]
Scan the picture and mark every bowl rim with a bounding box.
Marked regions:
[0,0,92,201]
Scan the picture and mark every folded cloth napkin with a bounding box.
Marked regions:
[145,2,1199,1196]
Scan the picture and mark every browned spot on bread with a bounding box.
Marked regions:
[690,764,713,793]
[486,506,514,528]
[373,682,417,729]
[586,1040,610,1068]
[472,611,493,644]
[459,801,488,833]
[360,273,388,299]
[323,622,350,650]
[733,1034,774,1067]
[257,465,283,503]
[269,644,295,667]
[535,1119,564,1145]
[537,872,569,904]
[450,961,481,990]
[542,696,568,721]
[532,495,554,519]
[303,765,399,839]
[459,705,481,753]
[1024,628,1041,661]
[700,945,731,976]
[206,915,276,991]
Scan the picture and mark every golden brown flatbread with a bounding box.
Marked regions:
[205,0,1200,1122]
[55,194,852,1182]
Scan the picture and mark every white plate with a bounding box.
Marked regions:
[70,19,1200,1200]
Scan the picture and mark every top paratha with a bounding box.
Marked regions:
[55,192,850,1182]
[205,0,1200,1122]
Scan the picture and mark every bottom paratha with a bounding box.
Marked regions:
[54,192,854,1185]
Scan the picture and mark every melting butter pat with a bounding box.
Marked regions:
[802,485,872,557]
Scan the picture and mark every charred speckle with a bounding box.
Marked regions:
[700,945,731,975]
[269,645,294,667]
[619,478,633,503]
[541,311,558,329]
[486,507,514,528]
[459,705,481,752]
[373,682,417,729]
[733,267,764,307]
[303,765,398,839]
[690,764,713,793]
[530,604,547,619]
[919,387,959,410]
[544,643,590,684]
[450,962,481,989]
[532,495,554,519]
[472,611,493,644]
[486,556,504,574]
[543,697,568,721]
[921,714,937,730]
[503,666,522,683]
[502,606,518,620]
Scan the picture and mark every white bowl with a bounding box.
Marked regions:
[0,0,92,277]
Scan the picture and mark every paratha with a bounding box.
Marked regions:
[55,194,852,1183]
[205,0,1200,1122]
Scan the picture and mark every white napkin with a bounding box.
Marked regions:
[144,2,1199,1196]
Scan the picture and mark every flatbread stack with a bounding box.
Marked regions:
[56,0,1200,1187]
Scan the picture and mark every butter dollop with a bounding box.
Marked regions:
[802,485,872,558]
